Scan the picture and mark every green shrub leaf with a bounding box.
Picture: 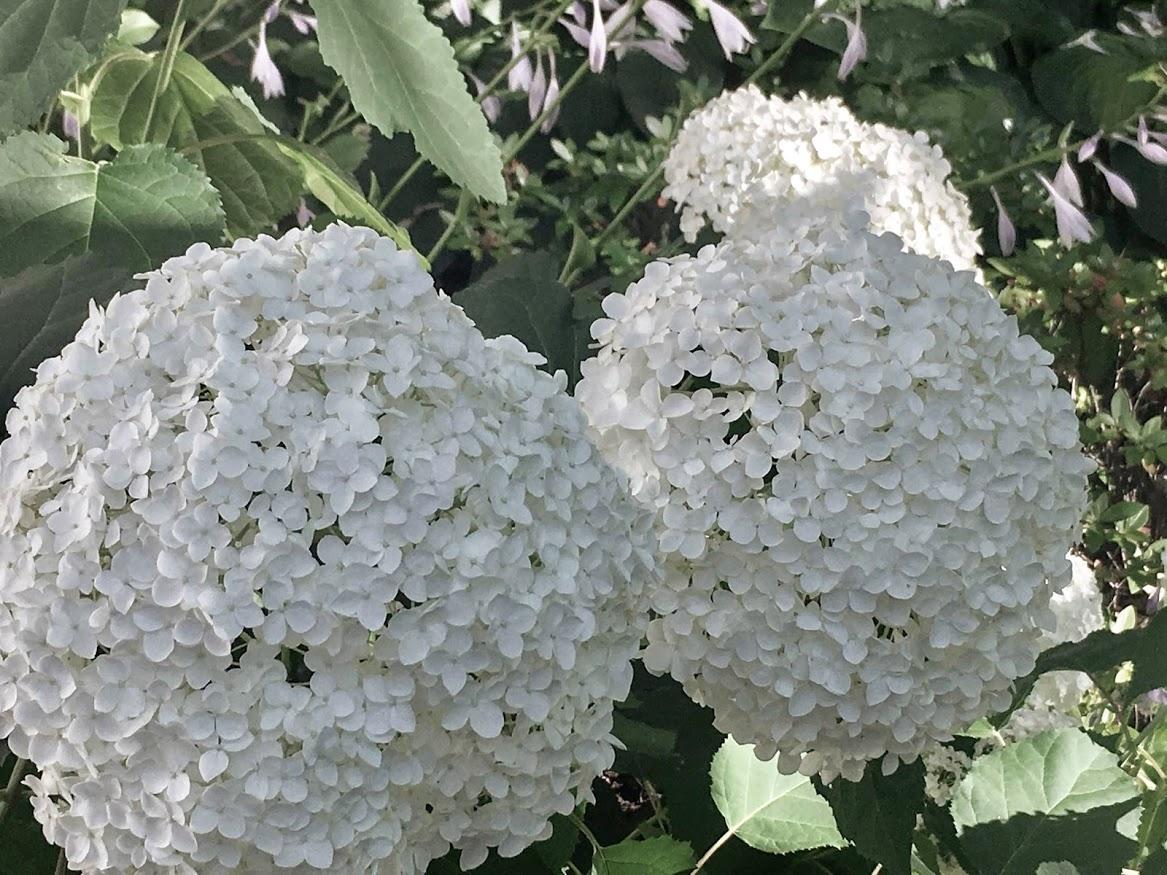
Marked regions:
[709,736,846,855]
[0,0,126,133]
[951,729,1139,874]
[312,0,505,203]
[0,132,224,276]
[820,759,926,875]
[1032,37,1162,133]
[591,836,695,875]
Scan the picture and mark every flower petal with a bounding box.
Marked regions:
[989,186,1016,256]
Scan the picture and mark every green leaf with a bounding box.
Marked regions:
[0,252,132,421]
[116,8,158,45]
[591,836,695,875]
[820,759,926,875]
[270,136,413,253]
[89,50,301,233]
[0,132,225,276]
[0,0,126,133]
[1032,37,1163,132]
[312,0,505,203]
[951,729,1139,875]
[1100,500,1146,523]
[709,736,846,856]
[1002,609,1167,717]
[456,252,589,386]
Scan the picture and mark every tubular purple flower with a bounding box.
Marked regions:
[1132,118,1167,164]
[834,3,867,81]
[450,0,472,25]
[633,38,688,72]
[250,14,285,100]
[295,198,315,228]
[1053,156,1083,206]
[571,0,587,23]
[508,23,534,92]
[643,0,692,43]
[706,0,755,59]
[1066,29,1106,53]
[288,10,316,33]
[560,17,591,47]
[589,0,609,72]
[1077,132,1101,162]
[1094,161,1138,207]
[471,74,501,124]
[61,110,80,142]
[989,186,1016,256]
[541,50,561,132]
[1038,173,1094,247]
[528,52,548,120]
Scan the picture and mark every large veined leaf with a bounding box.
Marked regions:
[0,132,225,276]
[0,252,133,421]
[951,729,1139,874]
[820,759,926,875]
[709,737,846,855]
[0,0,126,132]
[89,50,300,233]
[591,836,694,875]
[312,0,506,203]
[456,252,590,386]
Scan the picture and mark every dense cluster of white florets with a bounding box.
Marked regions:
[662,86,982,272]
[576,208,1090,780]
[1000,554,1104,741]
[0,224,657,874]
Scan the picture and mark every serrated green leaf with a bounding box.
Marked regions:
[0,252,133,422]
[820,759,925,875]
[591,836,694,875]
[89,50,300,233]
[0,0,127,133]
[312,0,505,203]
[0,132,225,276]
[709,736,846,856]
[455,252,589,386]
[951,729,1139,875]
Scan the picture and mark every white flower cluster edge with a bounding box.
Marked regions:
[0,224,658,874]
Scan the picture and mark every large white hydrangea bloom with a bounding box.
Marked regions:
[0,224,657,874]
[576,208,1090,781]
[1000,553,1104,740]
[662,86,982,272]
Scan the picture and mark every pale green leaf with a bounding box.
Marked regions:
[951,729,1139,875]
[591,836,694,875]
[116,8,158,45]
[312,0,506,203]
[0,132,225,276]
[89,50,300,233]
[0,0,126,132]
[709,736,846,855]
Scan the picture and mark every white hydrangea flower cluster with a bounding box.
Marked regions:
[1000,553,1104,741]
[922,745,972,806]
[576,209,1090,781]
[0,224,657,874]
[662,86,982,272]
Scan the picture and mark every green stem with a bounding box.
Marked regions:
[179,0,232,50]
[501,58,591,163]
[143,0,188,135]
[310,109,360,146]
[378,156,427,212]
[691,826,735,874]
[962,142,1086,191]
[0,758,29,829]
[568,811,602,855]
[199,15,262,63]
[427,191,472,262]
[745,0,836,86]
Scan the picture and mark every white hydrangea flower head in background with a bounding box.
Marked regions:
[661,86,982,272]
[0,224,657,874]
[576,207,1090,781]
[999,553,1104,741]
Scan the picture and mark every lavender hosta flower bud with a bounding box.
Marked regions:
[990,186,1016,256]
[1066,29,1106,53]
[540,50,561,132]
[706,0,755,59]
[470,74,501,124]
[288,10,316,33]
[1054,156,1084,206]
[450,0,472,25]
[250,6,285,99]
[61,109,80,141]
[508,22,534,92]
[633,38,688,72]
[528,52,547,120]
[1038,173,1094,247]
[643,0,692,43]
[1077,131,1102,162]
[578,208,1090,781]
[295,197,315,227]
[589,0,609,72]
[1094,160,1138,208]
[1133,116,1167,164]
[0,223,658,874]
[663,87,981,270]
[832,3,867,80]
